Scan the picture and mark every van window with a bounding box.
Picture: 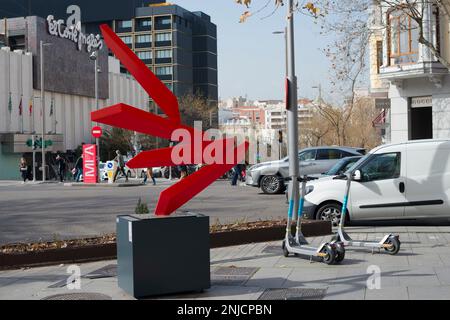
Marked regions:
[359,152,401,181]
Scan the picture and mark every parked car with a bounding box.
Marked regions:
[310,156,362,179]
[285,156,362,202]
[246,146,365,194]
[301,140,450,226]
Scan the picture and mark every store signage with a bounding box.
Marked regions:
[83,144,97,184]
[411,96,432,108]
[47,15,103,53]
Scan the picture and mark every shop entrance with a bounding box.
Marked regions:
[410,97,433,140]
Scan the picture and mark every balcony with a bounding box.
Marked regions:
[380,61,448,80]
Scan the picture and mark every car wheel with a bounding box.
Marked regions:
[316,202,342,227]
[260,175,284,194]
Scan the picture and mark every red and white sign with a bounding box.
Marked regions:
[91,126,103,138]
[83,144,97,184]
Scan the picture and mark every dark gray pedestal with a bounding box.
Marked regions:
[116,213,210,298]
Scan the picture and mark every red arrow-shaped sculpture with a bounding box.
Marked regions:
[91,25,248,216]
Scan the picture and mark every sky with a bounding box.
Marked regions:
[172,0,335,102]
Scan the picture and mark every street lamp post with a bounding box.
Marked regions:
[273,28,288,160]
[40,41,51,182]
[286,0,300,221]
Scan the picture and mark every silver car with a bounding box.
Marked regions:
[246,146,365,194]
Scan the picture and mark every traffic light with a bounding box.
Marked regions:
[278,130,283,144]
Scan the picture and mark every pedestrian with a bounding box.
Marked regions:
[231,163,244,186]
[55,153,67,182]
[143,167,156,185]
[113,150,128,182]
[19,157,28,183]
[178,164,188,180]
[74,154,83,182]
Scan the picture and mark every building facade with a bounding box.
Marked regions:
[370,1,450,143]
[0,0,218,109]
[113,3,218,107]
[0,16,148,180]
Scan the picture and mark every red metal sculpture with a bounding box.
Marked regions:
[91,25,248,216]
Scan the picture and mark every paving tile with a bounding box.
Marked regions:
[395,267,440,287]
[245,267,293,289]
[407,253,444,267]
[433,266,450,285]
[407,286,450,300]
[365,286,408,300]
[324,285,366,300]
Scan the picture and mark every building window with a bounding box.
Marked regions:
[156,66,173,75]
[140,20,152,27]
[376,40,383,73]
[120,36,133,45]
[155,32,172,42]
[137,51,152,60]
[119,20,133,29]
[156,49,172,59]
[136,34,152,44]
[388,10,419,65]
[158,17,171,25]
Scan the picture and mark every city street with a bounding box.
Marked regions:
[0,180,286,245]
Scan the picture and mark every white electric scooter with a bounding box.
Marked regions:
[331,172,401,255]
[282,176,345,264]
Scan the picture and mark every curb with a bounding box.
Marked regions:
[0,221,331,270]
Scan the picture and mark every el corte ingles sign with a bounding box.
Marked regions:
[46,15,103,53]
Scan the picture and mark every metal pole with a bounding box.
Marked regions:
[40,40,46,182]
[94,57,100,183]
[286,0,300,221]
[32,135,36,182]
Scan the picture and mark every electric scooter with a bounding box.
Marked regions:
[331,172,401,255]
[282,176,345,264]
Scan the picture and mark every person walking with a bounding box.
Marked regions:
[178,164,188,180]
[74,154,83,182]
[19,157,28,183]
[231,163,244,186]
[113,150,128,183]
[55,153,67,182]
[143,167,156,185]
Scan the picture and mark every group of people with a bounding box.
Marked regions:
[19,153,68,183]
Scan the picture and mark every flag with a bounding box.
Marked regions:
[49,98,54,117]
[18,97,23,116]
[8,93,12,113]
[29,99,33,116]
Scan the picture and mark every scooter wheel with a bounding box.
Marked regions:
[321,244,336,265]
[282,240,289,257]
[384,236,401,255]
[334,242,346,263]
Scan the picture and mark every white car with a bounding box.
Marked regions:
[301,140,450,226]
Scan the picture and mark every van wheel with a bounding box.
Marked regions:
[316,202,342,227]
[260,175,284,194]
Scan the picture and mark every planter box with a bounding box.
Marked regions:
[116,213,210,298]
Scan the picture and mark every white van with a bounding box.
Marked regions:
[301,140,450,225]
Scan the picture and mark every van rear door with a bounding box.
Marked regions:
[404,141,450,218]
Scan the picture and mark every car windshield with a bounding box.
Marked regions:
[99,164,105,169]
[344,154,371,173]
[325,157,360,175]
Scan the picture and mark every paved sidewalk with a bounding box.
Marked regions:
[2,227,450,300]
